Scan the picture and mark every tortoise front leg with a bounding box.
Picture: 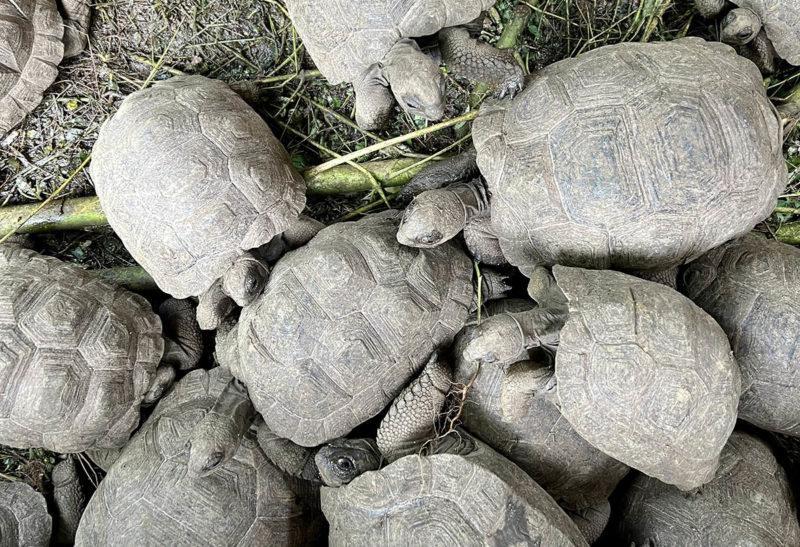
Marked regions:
[376,353,452,462]
[396,148,479,202]
[566,501,612,545]
[158,298,203,371]
[500,359,557,422]
[186,376,257,477]
[438,26,524,99]
[464,211,507,266]
[52,455,85,545]
[353,64,396,130]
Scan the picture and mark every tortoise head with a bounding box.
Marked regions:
[397,189,466,248]
[721,8,762,45]
[222,252,269,307]
[184,432,234,478]
[142,366,176,405]
[457,313,527,366]
[314,438,381,487]
[381,39,445,122]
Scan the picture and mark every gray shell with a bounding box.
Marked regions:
[612,431,800,546]
[0,245,163,452]
[682,236,800,436]
[554,266,740,490]
[321,436,589,546]
[75,368,323,547]
[453,301,629,511]
[226,212,473,447]
[733,0,800,64]
[90,75,307,299]
[284,0,494,83]
[473,38,785,274]
[0,482,51,547]
[0,0,64,135]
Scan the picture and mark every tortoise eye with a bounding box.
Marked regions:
[205,452,224,471]
[337,457,354,472]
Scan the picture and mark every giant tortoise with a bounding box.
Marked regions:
[283,0,523,129]
[611,430,800,546]
[695,0,799,73]
[0,243,202,453]
[452,299,630,544]
[209,211,507,451]
[320,431,589,546]
[682,236,800,437]
[397,38,785,286]
[74,367,324,546]
[0,0,91,135]
[459,266,741,491]
[0,482,50,547]
[90,75,322,330]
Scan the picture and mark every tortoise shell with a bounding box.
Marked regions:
[320,435,588,546]
[682,236,800,436]
[0,0,64,135]
[226,211,473,447]
[612,431,800,546]
[74,368,323,546]
[553,266,740,490]
[733,0,800,64]
[0,245,163,452]
[90,75,306,299]
[284,0,494,83]
[473,37,785,273]
[453,301,629,511]
[0,482,51,547]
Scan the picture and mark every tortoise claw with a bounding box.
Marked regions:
[498,75,525,100]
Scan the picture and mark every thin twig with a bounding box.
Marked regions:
[304,110,480,178]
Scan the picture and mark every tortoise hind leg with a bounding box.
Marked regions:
[438,27,524,99]
[58,0,91,58]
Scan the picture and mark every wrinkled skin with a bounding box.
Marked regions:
[381,39,446,122]
[315,438,382,487]
[185,378,256,477]
[376,354,452,462]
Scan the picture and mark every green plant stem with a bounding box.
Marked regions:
[0,158,430,236]
[87,267,157,292]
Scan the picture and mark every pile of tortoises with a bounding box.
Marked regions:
[1,1,800,545]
